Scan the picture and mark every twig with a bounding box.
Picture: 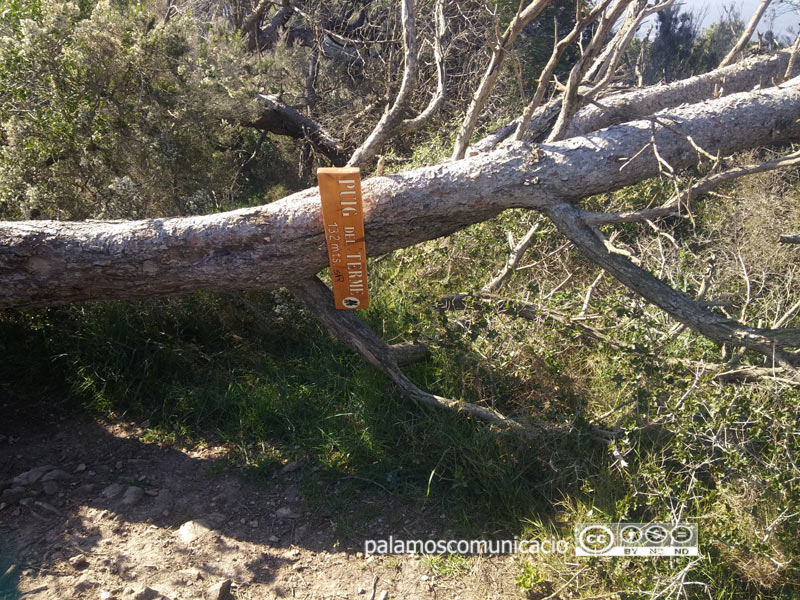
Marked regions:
[483,219,544,292]
[368,575,378,600]
[586,150,800,225]
[580,271,604,316]
[439,292,636,351]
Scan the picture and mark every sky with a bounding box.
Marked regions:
[649,0,800,38]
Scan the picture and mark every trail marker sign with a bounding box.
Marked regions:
[317,167,369,310]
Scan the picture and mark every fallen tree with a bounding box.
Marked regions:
[2,79,798,308]
[3,0,800,431]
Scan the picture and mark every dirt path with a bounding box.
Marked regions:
[0,419,525,599]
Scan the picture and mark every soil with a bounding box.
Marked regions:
[0,418,527,599]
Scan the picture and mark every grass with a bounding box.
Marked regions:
[1,167,799,598]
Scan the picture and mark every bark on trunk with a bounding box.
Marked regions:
[1,81,799,309]
[474,50,795,153]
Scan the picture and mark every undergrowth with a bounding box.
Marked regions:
[1,162,799,598]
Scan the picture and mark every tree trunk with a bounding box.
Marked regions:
[1,81,799,309]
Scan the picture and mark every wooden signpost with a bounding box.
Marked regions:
[317,167,369,310]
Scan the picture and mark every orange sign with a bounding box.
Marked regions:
[317,167,369,310]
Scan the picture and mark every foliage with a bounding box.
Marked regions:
[0,0,296,219]
[629,6,745,85]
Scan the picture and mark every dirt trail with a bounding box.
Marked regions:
[0,419,525,599]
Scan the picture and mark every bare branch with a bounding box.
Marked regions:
[290,276,538,436]
[545,202,800,368]
[719,0,773,68]
[584,150,800,224]
[482,218,544,292]
[583,0,675,101]
[394,0,447,135]
[348,0,418,167]
[546,0,635,142]
[243,0,293,52]
[513,0,611,141]
[784,33,800,82]
[451,0,552,160]
[438,292,634,351]
[250,94,348,166]
[473,50,797,155]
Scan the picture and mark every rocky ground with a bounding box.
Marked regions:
[0,418,528,599]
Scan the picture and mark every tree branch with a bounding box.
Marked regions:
[546,0,634,142]
[393,0,447,136]
[482,218,544,292]
[347,0,418,166]
[544,202,800,367]
[583,150,800,224]
[719,0,773,68]
[451,0,552,160]
[513,0,611,141]
[249,94,348,166]
[289,276,536,436]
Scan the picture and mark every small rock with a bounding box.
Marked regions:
[357,587,366,595]
[205,579,232,600]
[0,564,18,585]
[75,483,95,496]
[75,463,87,473]
[420,575,429,581]
[178,568,202,581]
[268,535,280,543]
[102,483,125,499]
[12,465,55,486]
[377,592,388,600]
[144,488,159,497]
[69,554,88,568]
[275,507,298,520]
[248,520,258,528]
[176,519,213,544]
[131,587,159,600]
[283,549,301,561]
[283,485,299,502]
[42,481,59,496]
[294,525,308,542]
[40,469,70,482]
[279,461,302,475]
[120,486,144,506]
[34,500,60,515]
[74,574,96,593]
[1,487,26,504]
[99,591,112,600]
[205,512,227,527]
[154,489,173,511]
